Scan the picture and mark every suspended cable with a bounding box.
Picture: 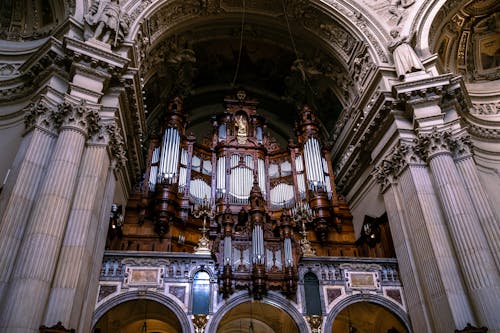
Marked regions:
[231,0,246,87]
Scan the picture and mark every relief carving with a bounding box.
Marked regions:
[85,0,130,47]
[106,122,127,168]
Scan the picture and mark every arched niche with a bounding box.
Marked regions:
[92,291,192,333]
[206,292,309,333]
[323,294,411,333]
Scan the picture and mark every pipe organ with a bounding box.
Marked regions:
[119,91,353,300]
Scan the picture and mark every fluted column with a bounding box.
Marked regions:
[43,121,124,328]
[417,129,500,332]
[0,102,57,303]
[378,178,432,333]
[77,163,117,333]
[0,100,100,333]
[451,135,500,271]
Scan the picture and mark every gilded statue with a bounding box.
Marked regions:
[235,114,247,138]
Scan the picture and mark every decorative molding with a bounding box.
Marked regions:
[192,314,209,333]
[471,102,500,115]
[106,122,127,169]
[305,315,323,333]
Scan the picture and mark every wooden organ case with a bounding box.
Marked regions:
[108,91,356,300]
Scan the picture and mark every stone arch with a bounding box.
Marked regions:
[206,291,309,333]
[323,293,411,333]
[91,290,192,333]
[124,0,389,67]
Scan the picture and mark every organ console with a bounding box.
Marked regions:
[110,91,355,299]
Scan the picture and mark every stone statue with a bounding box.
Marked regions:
[388,29,424,79]
[85,0,129,47]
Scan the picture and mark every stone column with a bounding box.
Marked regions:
[451,135,500,271]
[78,162,118,333]
[390,142,474,331]
[0,100,100,333]
[0,102,57,302]
[43,121,122,328]
[417,128,500,332]
[375,160,434,333]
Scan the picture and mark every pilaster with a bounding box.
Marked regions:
[0,99,100,333]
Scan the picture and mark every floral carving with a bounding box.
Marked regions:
[53,100,101,136]
[449,134,474,159]
[106,122,127,168]
[415,127,453,160]
[373,141,423,188]
[23,102,53,131]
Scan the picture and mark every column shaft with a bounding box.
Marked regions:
[0,128,55,302]
[455,156,500,270]
[429,153,500,331]
[44,144,109,328]
[0,128,86,333]
[77,167,116,333]
[382,185,433,333]
[401,165,474,329]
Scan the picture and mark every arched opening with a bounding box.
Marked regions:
[192,270,211,315]
[304,272,322,315]
[216,301,298,333]
[331,302,408,333]
[93,299,183,333]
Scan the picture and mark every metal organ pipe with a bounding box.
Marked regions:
[252,224,264,264]
[284,238,292,267]
[304,138,324,187]
[149,147,160,191]
[159,128,181,183]
[224,236,232,264]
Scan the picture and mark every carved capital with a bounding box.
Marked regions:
[106,122,127,169]
[54,100,101,136]
[416,127,453,160]
[87,122,109,146]
[24,102,56,132]
[449,134,474,160]
[373,141,424,191]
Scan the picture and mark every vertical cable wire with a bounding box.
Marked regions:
[231,0,246,87]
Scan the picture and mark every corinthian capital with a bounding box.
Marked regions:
[53,100,101,136]
[449,134,473,160]
[373,141,424,191]
[415,127,453,160]
[23,101,56,133]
